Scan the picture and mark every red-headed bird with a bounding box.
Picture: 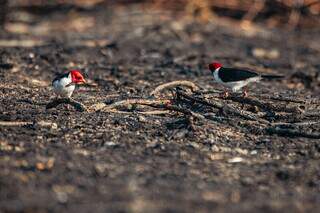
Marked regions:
[52,70,86,98]
[208,62,283,97]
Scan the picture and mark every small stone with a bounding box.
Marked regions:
[36,162,46,170]
[137,115,146,122]
[252,48,279,59]
[46,158,55,169]
[95,163,107,174]
[104,141,117,146]
[228,157,244,163]
[250,150,258,155]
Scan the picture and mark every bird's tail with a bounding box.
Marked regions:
[261,75,284,80]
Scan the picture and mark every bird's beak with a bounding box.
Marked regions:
[67,78,86,87]
[76,78,86,84]
[79,78,86,84]
[66,82,75,87]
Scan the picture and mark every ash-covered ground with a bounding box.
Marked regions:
[0,4,320,213]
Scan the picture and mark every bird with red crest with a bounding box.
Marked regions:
[52,70,86,98]
[208,61,283,97]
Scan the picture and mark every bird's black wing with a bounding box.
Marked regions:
[52,73,69,85]
[218,67,259,82]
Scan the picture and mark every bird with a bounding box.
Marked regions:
[208,62,283,97]
[52,70,86,98]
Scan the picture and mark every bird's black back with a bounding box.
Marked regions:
[52,72,69,85]
[218,67,259,82]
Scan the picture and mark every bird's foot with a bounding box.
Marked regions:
[241,86,248,97]
[66,104,71,110]
[242,90,248,98]
[220,91,229,98]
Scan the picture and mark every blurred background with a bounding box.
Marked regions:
[1,0,319,32]
[0,0,319,92]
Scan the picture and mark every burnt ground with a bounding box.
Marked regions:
[0,4,320,213]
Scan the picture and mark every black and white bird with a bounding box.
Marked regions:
[208,62,283,97]
[52,70,86,98]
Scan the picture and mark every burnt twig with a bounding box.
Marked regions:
[176,89,223,109]
[148,103,205,120]
[176,89,268,123]
[225,96,300,113]
[257,95,307,104]
[266,127,320,139]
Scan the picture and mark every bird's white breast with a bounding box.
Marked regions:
[53,73,75,98]
[213,67,223,83]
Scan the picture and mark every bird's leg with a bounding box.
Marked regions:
[239,87,249,109]
[220,91,229,98]
[242,87,248,97]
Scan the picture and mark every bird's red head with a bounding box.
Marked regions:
[208,62,222,71]
[70,70,86,84]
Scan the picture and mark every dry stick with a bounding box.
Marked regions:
[102,109,164,115]
[150,81,199,97]
[104,99,171,109]
[46,98,87,112]
[104,98,205,120]
[241,0,265,23]
[103,109,170,115]
[287,2,301,30]
[0,121,56,128]
[301,0,320,9]
[139,110,171,115]
[0,121,30,126]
